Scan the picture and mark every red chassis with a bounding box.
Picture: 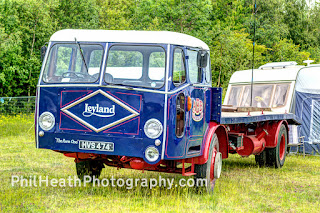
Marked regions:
[61,119,288,175]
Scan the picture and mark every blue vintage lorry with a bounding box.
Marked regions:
[36,30,300,191]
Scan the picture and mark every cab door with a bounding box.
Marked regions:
[165,47,210,159]
[185,48,207,155]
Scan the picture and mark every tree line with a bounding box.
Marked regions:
[0,0,319,97]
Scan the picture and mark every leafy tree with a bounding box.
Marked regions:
[250,0,289,48]
[211,0,252,31]
[210,29,267,88]
[270,38,310,64]
[0,0,56,96]
[283,0,310,48]
[96,0,134,30]
[54,0,99,30]
[307,46,320,63]
[0,0,319,97]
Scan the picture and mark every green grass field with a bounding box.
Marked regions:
[0,115,319,212]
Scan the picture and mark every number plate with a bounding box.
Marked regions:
[79,140,114,152]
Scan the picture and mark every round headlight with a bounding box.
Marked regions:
[39,112,55,131]
[144,119,163,139]
[145,146,160,162]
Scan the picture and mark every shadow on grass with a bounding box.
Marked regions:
[222,154,257,169]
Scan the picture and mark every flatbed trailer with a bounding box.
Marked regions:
[220,111,300,164]
[35,30,300,192]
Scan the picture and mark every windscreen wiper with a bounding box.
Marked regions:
[74,37,89,73]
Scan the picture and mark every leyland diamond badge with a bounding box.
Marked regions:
[61,89,139,132]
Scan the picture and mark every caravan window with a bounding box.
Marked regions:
[227,86,242,106]
[241,85,273,107]
[227,83,290,108]
[272,84,290,107]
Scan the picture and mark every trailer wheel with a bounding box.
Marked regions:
[194,133,222,192]
[267,124,288,168]
[255,150,267,167]
[76,160,104,181]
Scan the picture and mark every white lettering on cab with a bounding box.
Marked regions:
[82,103,116,118]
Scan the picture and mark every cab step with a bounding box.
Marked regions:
[182,172,196,176]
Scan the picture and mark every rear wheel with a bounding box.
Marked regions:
[255,150,267,167]
[194,133,222,193]
[266,124,288,168]
[76,160,104,181]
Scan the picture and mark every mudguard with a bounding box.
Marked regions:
[189,122,228,165]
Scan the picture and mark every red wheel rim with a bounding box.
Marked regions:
[279,134,286,160]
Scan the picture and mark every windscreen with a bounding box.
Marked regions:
[227,83,290,108]
[105,45,166,89]
[43,43,103,83]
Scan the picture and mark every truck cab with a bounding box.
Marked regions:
[36,30,228,191]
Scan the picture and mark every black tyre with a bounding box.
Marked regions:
[255,150,267,167]
[266,124,288,168]
[76,160,104,181]
[194,133,222,192]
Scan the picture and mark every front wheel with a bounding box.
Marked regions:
[266,124,288,168]
[194,133,222,192]
[76,160,104,181]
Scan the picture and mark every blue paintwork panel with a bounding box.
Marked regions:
[189,88,205,137]
[38,87,165,160]
[210,87,222,123]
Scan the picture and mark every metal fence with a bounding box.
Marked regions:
[0,96,36,115]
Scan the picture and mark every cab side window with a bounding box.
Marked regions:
[173,48,186,86]
[187,49,202,83]
[175,93,185,137]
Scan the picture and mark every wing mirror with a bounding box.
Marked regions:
[40,44,47,62]
[197,50,208,68]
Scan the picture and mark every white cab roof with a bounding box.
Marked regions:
[49,29,210,50]
[229,66,304,84]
